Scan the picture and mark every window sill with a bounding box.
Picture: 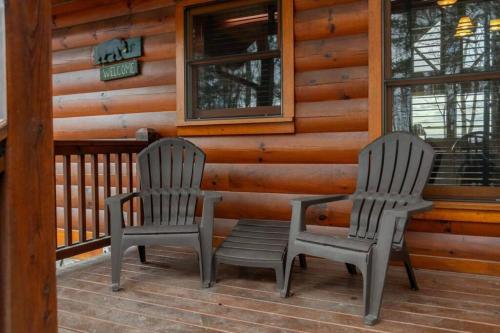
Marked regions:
[176,117,294,136]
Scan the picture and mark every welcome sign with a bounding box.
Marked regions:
[100,60,139,81]
[94,37,142,81]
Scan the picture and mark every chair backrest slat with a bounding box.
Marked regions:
[149,145,162,224]
[349,132,435,245]
[137,138,206,226]
[160,143,172,222]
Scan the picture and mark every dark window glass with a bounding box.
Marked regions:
[391,0,500,78]
[387,0,500,200]
[186,0,281,120]
[392,80,500,186]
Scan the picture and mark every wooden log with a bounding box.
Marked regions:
[54,162,358,195]
[295,33,368,72]
[52,0,175,29]
[294,1,368,42]
[52,7,175,51]
[53,33,175,74]
[52,0,119,16]
[53,59,176,96]
[410,219,500,237]
[55,189,353,226]
[53,111,177,140]
[295,0,361,11]
[295,99,368,133]
[410,253,500,276]
[202,163,357,194]
[52,174,500,231]
[295,66,368,102]
[53,85,176,118]
[54,129,367,162]
[187,132,368,164]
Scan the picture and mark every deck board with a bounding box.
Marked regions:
[57,246,500,333]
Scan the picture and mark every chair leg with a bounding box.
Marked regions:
[363,253,391,325]
[280,253,296,298]
[200,242,213,289]
[111,234,124,292]
[210,256,218,286]
[360,266,371,322]
[193,242,208,288]
[299,254,307,269]
[402,249,419,291]
[346,263,357,275]
[275,263,284,291]
[138,245,146,263]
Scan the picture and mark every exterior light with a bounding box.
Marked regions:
[490,18,500,32]
[437,0,457,8]
[455,16,474,37]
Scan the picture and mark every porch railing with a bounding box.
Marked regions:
[55,129,157,260]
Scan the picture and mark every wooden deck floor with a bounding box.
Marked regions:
[57,245,500,333]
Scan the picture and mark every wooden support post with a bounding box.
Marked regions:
[0,1,57,332]
[135,127,159,143]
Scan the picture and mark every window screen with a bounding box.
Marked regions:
[387,0,500,199]
[185,0,281,120]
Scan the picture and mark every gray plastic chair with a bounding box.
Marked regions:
[107,138,222,291]
[281,132,435,325]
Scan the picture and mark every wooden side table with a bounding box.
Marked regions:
[212,219,306,290]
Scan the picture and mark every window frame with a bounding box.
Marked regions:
[381,0,500,202]
[175,0,295,136]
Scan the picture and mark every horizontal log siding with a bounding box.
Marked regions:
[51,0,500,275]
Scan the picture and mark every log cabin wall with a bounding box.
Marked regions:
[51,0,500,275]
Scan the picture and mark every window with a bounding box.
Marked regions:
[176,0,294,134]
[385,0,500,201]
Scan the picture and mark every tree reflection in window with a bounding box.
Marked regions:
[389,0,500,190]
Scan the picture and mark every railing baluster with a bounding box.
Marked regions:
[116,153,123,226]
[54,130,156,260]
[78,154,86,243]
[116,153,123,195]
[91,154,99,239]
[127,153,133,226]
[103,153,111,236]
[136,153,143,226]
[63,155,72,246]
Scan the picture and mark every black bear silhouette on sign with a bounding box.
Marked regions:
[94,38,128,64]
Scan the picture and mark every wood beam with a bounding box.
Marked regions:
[0,0,57,332]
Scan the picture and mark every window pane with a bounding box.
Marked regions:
[194,57,281,113]
[391,0,500,79]
[392,80,500,186]
[190,1,278,60]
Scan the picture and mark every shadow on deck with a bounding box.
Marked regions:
[57,245,500,333]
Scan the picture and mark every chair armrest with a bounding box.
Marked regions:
[200,191,223,204]
[289,195,349,238]
[375,200,433,250]
[106,192,140,232]
[106,192,140,206]
[291,194,350,208]
[388,200,433,217]
[199,191,222,231]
